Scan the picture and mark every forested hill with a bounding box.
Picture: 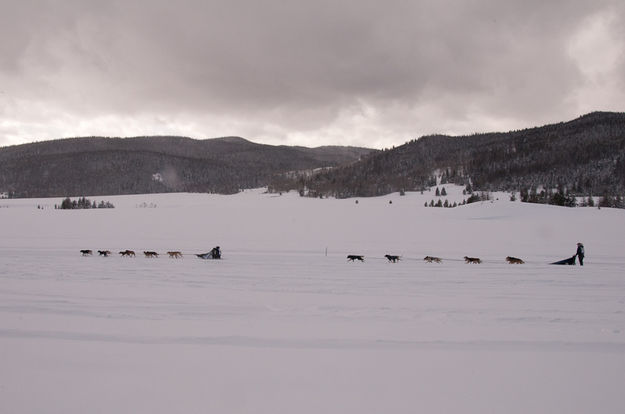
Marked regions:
[269,112,625,198]
[0,136,374,197]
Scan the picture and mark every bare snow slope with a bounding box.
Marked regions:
[1,188,624,414]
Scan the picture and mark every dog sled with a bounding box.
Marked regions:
[550,255,576,265]
[196,246,221,260]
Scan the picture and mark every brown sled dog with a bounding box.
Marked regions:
[119,250,135,257]
[144,251,159,258]
[464,256,482,264]
[424,256,442,263]
[506,256,525,264]
[167,251,183,258]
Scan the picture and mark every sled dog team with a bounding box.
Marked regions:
[347,242,585,265]
[81,246,221,259]
[348,249,585,265]
[348,254,524,264]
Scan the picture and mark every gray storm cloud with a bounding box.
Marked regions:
[0,0,623,148]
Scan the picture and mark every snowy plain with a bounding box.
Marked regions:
[1,186,624,414]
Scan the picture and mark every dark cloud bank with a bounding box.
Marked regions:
[0,0,623,148]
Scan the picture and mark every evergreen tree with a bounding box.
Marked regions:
[467,193,482,204]
[587,196,594,207]
[61,197,72,209]
[520,187,529,202]
[599,195,610,208]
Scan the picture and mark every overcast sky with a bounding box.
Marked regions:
[1,0,623,149]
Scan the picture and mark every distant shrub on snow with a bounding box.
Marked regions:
[57,197,115,210]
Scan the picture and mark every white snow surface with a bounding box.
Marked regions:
[1,187,624,414]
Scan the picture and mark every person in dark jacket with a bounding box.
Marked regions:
[576,242,585,266]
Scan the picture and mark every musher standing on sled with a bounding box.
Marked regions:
[576,242,585,266]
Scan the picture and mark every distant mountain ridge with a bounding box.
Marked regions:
[269,112,625,198]
[0,136,374,197]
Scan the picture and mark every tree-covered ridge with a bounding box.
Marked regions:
[270,112,625,198]
[0,136,374,198]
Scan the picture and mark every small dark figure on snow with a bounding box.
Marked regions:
[576,243,585,266]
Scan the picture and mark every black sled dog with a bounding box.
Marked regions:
[385,255,400,263]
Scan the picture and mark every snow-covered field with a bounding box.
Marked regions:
[1,187,624,413]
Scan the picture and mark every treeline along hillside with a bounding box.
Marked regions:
[269,112,625,199]
[0,136,373,198]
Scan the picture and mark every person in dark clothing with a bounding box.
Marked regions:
[211,246,221,259]
[576,242,585,266]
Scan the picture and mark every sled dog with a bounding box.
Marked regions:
[424,256,442,263]
[385,255,400,263]
[98,250,111,257]
[167,251,183,258]
[347,255,365,262]
[119,250,135,257]
[144,251,159,258]
[464,256,482,264]
[80,249,93,256]
[506,256,524,264]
